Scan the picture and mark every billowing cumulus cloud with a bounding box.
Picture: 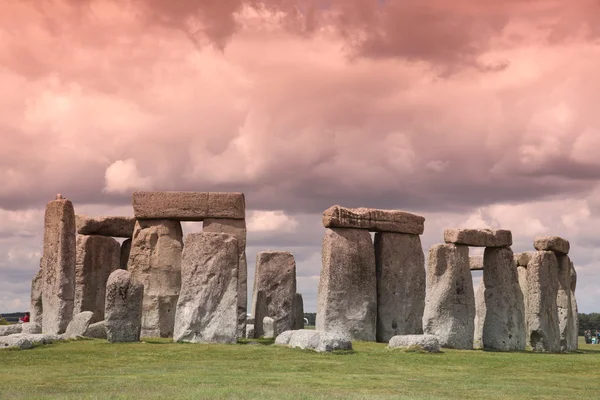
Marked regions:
[1,0,600,313]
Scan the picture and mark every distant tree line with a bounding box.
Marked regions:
[579,313,600,335]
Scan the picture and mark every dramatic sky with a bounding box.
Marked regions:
[1,0,600,314]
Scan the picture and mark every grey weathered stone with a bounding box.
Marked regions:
[526,251,560,352]
[422,244,475,349]
[132,191,245,221]
[374,232,425,342]
[173,232,239,344]
[245,324,255,339]
[469,256,484,271]
[120,239,131,270]
[473,280,486,349]
[568,262,578,351]
[322,205,424,234]
[316,228,377,341]
[388,334,441,353]
[21,323,42,334]
[292,293,305,330]
[443,229,512,247]
[287,330,352,352]
[516,252,535,267]
[105,269,144,343]
[75,215,136,238]
[556,255,574,352]
[84,321,107,339]
[202,218,247,338]
[252,251,296,338]
[74,235,120,322]
[517,266,529,332]
[263,317,275,339]
[0,324,22,337]
[128,219,183,338]
[64,311,94,339]
[275,330,296,345]
[0,333,62,350]
[534,236,570,255]
[30,268,43,326]
[42,197,76,335]
[482,247,526,351]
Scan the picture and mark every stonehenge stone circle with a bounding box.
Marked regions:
[42,196,76,335]
[173,232,239,344]
[74,235,120,322]
[482,247,526,351]
[422,244,475,349]
[374,232,425,342]
[293,293,305,330]
[469,255,484,271]
[317,228,377,341]
[75,215,136,238]
[128,219,183,338]
[30,268,43,326]
[202,218,248,338]
[444,229,512,248]
[252,251,297,338]
[64,311,94,339]
[388,334,441,353]
[322,205,425,234]
[133,191,245,221]
[473,280,486,349]
[105,269,144,343]
[120,239,132,270]
[526,251,560,352]
[534,236,570,255]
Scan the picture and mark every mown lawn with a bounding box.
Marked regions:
[0,337,598,399]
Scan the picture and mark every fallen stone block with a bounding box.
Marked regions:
[0,324,22,337]
[443,229,512,247]
[534,236,570,255]
[0,333,62,350]
[64,311,94,339]
[287,330,352,352]
[133,191,245,221]
[75,215,136,238]
[21,323,42,335]
[85,321,107,339]
[322,206,425,234]
[275,330,297,345]
[388,334,441,353]
[245,324,255,339]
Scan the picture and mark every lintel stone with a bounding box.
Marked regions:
[322,205,424,234]
[534,236,570,255]
[444,229,512,247]
[76,215,136,238]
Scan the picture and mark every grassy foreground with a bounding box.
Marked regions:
[1,337,599,399]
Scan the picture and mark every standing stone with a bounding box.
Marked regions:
[482,247,526,351]
[293,293,305,330]
[64,311,94,339]
[526,251,560,352]
[105,269,144,342]
[473,280,486,349]
[568,262,579,351]
[316,228,377,341]
[202,218,247,338]
[128,219,183,338]
[374,232,425,342]
[74,235,120,322]
[263,317,275,339]
[30,268,43,326]
[42,195,76,335]
[556,255,573,352]
[253,251,297,338]
[173,233,238,344]
[517,265,528,332]
[120,239,131,270]
[422,244,475,349]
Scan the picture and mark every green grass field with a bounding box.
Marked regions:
[1,337,599,399]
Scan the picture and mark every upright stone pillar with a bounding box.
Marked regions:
[173,233,239,344]
[293,293,305,330]
[41,194,76,334]
[316,228,377,341]
[556,254,573,352]
[515,252,532,332]
[253,251,297,338]
[482,247,526,351]
[74,235,120,322]
[202,218,247,338]
[374,232,425,342]
[422,244,474,349]
[105,269,144,342]
[128,219,183,338]
[526,251,560,352]
[120,239,132,270]
[568,262,579,351]
[473,280,485,349]
[30,266,43,326]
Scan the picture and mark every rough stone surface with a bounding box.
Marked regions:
[30,268,43,326]
[374,232,425,342]
[263,317,275,339]
[516,252,535,267]
[482,247,526,351]
[21,323,42,334]
[422,244,475,349]
[128,219,183,338]
[173,232,239,344]
[322,205,424,234]
[443,229,512,247]
[469,256,484,271]
[293,293,305,330]
[0,333,62,350]
[568,262,579,351]
[76,215,136,238]
[0,324,22,337]
[64,311,94,339]
[202,218,247,338]
[105,269,144,342]
[74,235,120,322]
[517,266,529,332]
[556,255,575,352]
[120,239,131,270]
[534,236,570,255]
[85,321,107,339]
[275,330,296,345]
[388,334,441,353]
[42,198,76,335]
[287,330,352,352]
[253,251,296,338]
[316,228,377,341]
[245,324,255,339]
[132,191,245,221]
[526,251,560,352]
[473,280,486,349]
